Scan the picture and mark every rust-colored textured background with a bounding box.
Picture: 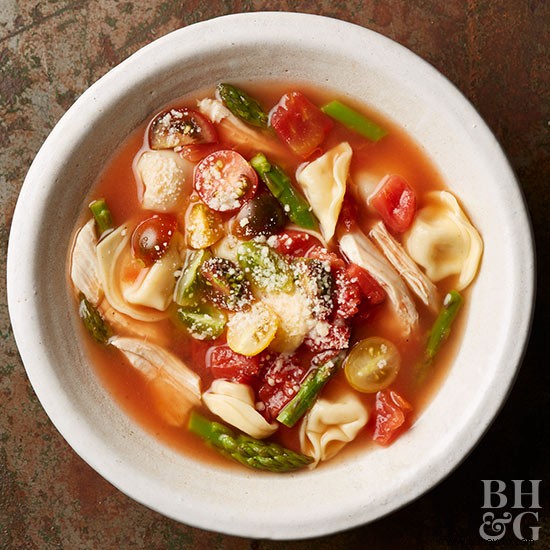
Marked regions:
[1,1,548,548]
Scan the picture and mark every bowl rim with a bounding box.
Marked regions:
[7,11,536,539]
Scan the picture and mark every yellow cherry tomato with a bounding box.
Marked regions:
[226,301,278,356]
[344,337,401,393]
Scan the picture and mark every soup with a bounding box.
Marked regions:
[69,82,483,472]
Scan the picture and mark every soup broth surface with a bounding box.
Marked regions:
[70,81,475,470]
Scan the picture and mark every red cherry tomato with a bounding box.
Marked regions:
[372,389,412,445]
[370,175,417,234]
[131,214,178,266]
[207,345,261,384]
[270,91,333,158]
[149,107,217,150]
[194,150,258,212]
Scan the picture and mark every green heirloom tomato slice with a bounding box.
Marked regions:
[344,336,401,393]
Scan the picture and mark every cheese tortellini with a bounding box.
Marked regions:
[203,380,278,439]
[122,239,183,311]
[136,150,193,212]
[96,225,181,321]
[299,384,368,465]
[296,142,352,241]
[403,191,483,290]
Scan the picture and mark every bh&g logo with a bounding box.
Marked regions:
[480,480,541,542]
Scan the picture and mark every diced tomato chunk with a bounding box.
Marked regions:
[270,230,322,257]
[370,174,417,233]
[257,353,307,421]
[207,345,261,383]
[346,264,386,306]
[337,194,358,233]
[303,318,351,353]
[333,268,363,319]
[270,92,333,158]
[306,245,347,270]
[372,389,412,445]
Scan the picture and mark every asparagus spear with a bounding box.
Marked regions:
[89,198,114,237]
[277,350,346,428]
[78,294,111,344]
[250,153,319,230]
[188,411,313,472]
[321,100,387,142]
[424,290,463,364]
[217,83,268,128]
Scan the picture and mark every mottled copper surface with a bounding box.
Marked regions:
[1,1,548,548]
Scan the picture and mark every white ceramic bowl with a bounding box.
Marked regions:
[7,12,534,539]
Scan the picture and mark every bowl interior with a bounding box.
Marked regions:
[7,12,534,539]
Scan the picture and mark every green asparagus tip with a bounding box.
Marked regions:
[188,411,313,473]
[89,198,114,237]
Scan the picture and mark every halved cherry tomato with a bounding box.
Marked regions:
[369,175,417,234]
[270,92,333,158]
[233,193,286,239]
[149,107,217,150]
[207,345,261,383]
[372,389,412,445]
[344,337,400,393]
[194,150,258,212]
[131,214,178,266]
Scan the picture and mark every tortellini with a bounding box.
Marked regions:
[96,225,171,321]
[136,150,193,212]
[202,380,278,439]
[403,191,483,290]
[299,384,368,465]
[123,238,183,311]
[296,142,352,241]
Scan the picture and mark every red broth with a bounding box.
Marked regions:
[70,82,472,470]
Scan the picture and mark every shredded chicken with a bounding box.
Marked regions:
[370,221,439,310]
[70,219,102,305]
[339,229,418,333]
[110,336,201,427]
[98,301,171,347]
[197,98,287,158]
